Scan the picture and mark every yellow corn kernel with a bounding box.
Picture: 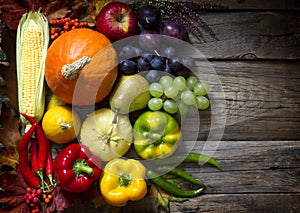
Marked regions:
[20,23,43,117]
[16,11,49,133]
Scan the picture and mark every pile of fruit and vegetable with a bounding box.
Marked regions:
[0,1,223,212]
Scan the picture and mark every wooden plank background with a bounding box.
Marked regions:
[0,0,299,212]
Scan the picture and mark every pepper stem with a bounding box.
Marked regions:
[119,173,132,187]
[73,159,94,177]
[143,132,162,145]
[37,169,48,192]
[47,174,56,187]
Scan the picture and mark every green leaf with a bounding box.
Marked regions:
[150,184,188,212]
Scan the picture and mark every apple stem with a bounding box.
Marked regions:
[61,56,91,80]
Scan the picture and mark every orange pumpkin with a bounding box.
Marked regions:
[45,28,118,106]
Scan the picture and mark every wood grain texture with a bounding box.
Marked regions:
[59,140,300,213]
[170,194,300,213]
[189,11,300,59]
[190,0,300,10]
[195,61,300,141]
[0,30,18,109]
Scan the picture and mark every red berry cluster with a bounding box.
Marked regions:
[24,187,53,213]
[50,17,89,40]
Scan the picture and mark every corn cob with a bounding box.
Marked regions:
[16,11,49,133]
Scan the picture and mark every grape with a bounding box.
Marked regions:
[137,5,161,30]
[139,30,160,51]
[160,20,189,42]
[196,96,210,110]
[176,67,191,78]
[148,98,163,111]
[164,47,176,58]
[149,82,164,97]
[186,76,198,90]
[177,101,189,115]
[159,75,174,89]
[193,81,209,96]
[118,45,138,60]
[181,90,196,105]
[173,76,186,91]
[168,57,183,71]
[145,70,161,83]
[119,60,137,75]
[164,66,174,75]
[141,53,153,62]
[150,56,165,70]
[133,47,143,56]
[163,99,178,114]
[137,57,151,71]
[164,86,178,98]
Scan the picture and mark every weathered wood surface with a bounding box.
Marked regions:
[61,140,300,213]
[196,61,300,141]
[191,11,300,59]
[127,0,300,10]
[1,1,299,213]
[190,0,300,10]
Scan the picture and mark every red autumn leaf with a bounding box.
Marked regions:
[0,166,30,213]
[0,99,21,169]
[0,0,98,31]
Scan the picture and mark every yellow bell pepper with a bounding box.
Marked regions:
[100,158,147,206]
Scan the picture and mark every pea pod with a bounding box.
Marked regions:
[146,169,204,198]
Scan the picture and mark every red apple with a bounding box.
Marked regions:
[96,1,138,42]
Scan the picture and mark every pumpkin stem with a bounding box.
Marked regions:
[61,56,91,80]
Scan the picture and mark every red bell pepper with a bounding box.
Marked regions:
[53,143,102,192]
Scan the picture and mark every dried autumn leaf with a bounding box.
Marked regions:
[0,0,26,30]
[0,0,46,30]
[92,0,114,14]
[46,8,72,22]
[43,183,97,212]
[0,166,30,213]
[0,97,21,169]
[150,184,188,212]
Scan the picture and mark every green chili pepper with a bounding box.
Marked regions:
[153,152,222,171]
[152,166,205,187]
[146,169,204,198]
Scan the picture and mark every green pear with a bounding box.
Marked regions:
[110,74,151,114]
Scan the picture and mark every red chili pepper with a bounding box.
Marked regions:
[53,143,102,192]
[21,113,48,169]
[45,137,55,187]
[20,113,48,190]
[30,138,39,173]
[18,123,40,189]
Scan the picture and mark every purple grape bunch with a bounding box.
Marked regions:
[129,0,224,42]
